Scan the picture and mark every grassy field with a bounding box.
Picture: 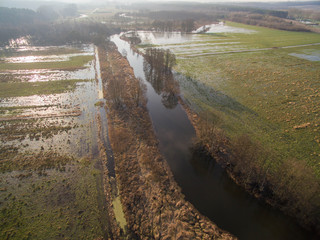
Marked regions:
[224,22,320,48]
[0,55,94,71]
[0,156,109,240]
[145,21,320,58]
[173,23,320,175]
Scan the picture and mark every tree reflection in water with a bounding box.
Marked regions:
[143,48,179,109]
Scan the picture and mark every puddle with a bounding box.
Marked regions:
[289,52,320,61]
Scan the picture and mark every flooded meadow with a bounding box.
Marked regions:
[0,43,111,239]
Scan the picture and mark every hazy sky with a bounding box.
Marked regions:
[22,0,312,2]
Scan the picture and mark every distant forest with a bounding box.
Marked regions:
[0,6,118,46]
[129,2,319,32]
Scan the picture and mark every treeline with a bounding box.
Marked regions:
[228,12,311,32]
[0,6,114,46]
[288,8,320,21]
[151,19,195,32]
[144,10,213,21]
[136,10,215,32]
[128,3,317,33]
[131,4,288,20]
[130,2,287,18]
[31,22,118,46]
[196,119,320,234]
[0,21,118,46]
[0,5,77,25]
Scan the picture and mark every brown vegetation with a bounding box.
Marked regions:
[99,43,236,239]
[227,12,312,32]
[96,113,122,239]
[183,107,320,235]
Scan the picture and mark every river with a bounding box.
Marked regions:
[110,34,314,240]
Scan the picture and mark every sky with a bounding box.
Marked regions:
[19,0,313,2]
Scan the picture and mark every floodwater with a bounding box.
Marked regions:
[111,34,315,240]
[289,52,320,61]
[0,44,99,158]
[132,30,247,57]
[136,31,196,45]
[194,22,257,34]
[4,52,93,63]
[0,45,96,82]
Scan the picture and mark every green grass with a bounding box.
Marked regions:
[0,55,94,71]
[112,196,127,231]
[174,24,320,175]
[0,79,91,98]
[150,22,320,58]
[225,21,320,48]
[137,43,157,48]
[0,158,109,240]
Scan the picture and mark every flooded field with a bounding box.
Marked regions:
[289,49,320,61]
[135,21,320,58]
[0,43,111,239]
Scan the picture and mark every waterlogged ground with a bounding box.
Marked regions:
[0,44,110,239]
[175,45,320,173]
[136,21,320,58]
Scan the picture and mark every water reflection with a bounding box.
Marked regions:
[136,31,195,45]
[0,42,100,158]
[5,52,93,63]
[0,61,95,82]
[143,63,179,109]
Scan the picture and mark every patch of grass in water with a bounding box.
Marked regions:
[0,55,94,71]
[137,43,157,48]
[94,101,104,107]
[0,79,91,98]
[0,47,83,58]
[112,195,127,231]
[0,105,57,115]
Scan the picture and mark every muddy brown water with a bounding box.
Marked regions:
[111,34,316,240]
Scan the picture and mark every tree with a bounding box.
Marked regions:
[61,4,78,18]
[37,5,59,21]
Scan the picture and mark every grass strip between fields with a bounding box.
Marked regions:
[0,55,94,71]
[0,79,92,98]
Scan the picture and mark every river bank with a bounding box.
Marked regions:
[98,42,236,239]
